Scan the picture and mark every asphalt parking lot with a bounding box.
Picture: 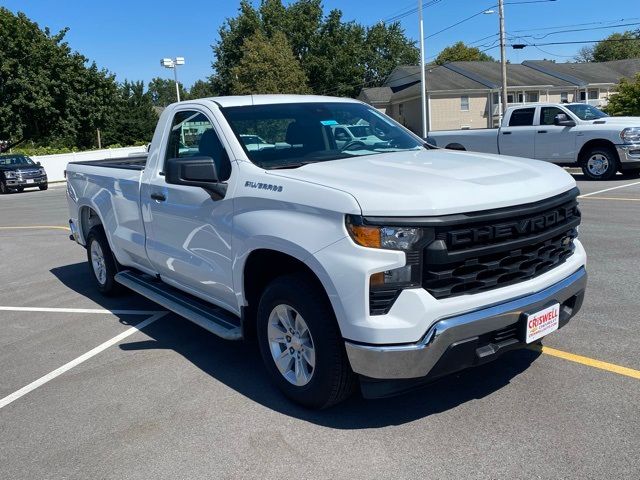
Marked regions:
[1,176,639,479]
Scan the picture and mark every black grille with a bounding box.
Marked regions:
[422,191,580,300]
[18,169,41,178]
[369,289,402,315]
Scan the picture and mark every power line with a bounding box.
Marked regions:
[510,16,640,33]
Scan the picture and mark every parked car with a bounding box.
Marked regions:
[0,154,48,194]
[66,95,587,408]
[427,103,640,180]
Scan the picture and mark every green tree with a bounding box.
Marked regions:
[0,8,119,151]
[212,0,418,97]
[230,30,310,94]
[147,77,187,106]
[188,79,217,99]
[102,80,157,146]
[577,31,640,62]
[604,73,640,116]
[434,41,495,65]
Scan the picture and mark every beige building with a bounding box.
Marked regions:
[359,59,640,134]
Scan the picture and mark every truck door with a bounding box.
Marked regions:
[499,107,536,158]
[534,106,577,163]
[141,107,238,313]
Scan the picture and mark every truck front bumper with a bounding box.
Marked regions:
[616,144,640,170]
[5,176,48,188]
[345,267,586,384]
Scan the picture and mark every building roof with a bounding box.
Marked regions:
[359,59,640,106]
[357,86,393,104]
[446,61,575,88]
[524,58,640,85]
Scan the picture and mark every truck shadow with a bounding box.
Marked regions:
[51,262,541,429]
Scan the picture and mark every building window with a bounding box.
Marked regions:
[580,91,587,101]
[588,89,599,100]
[461,95,469,111]
[525,91,539,103]
[560,92,568,103]
[398,103,404,116]
[517,92,524,103]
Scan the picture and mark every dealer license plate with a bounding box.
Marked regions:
[525,304,560,343]
[26,179,34,184]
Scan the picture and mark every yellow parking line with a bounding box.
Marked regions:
[531,345,640,380]
[580,196,640,202]
[0,225,70,231]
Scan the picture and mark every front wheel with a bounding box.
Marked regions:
[581,147,619,180]
[39,184,48,191]
[86,227,122,296]
[0,181,8,194]
[256,273,355,409]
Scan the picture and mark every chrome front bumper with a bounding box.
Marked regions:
[616,144,640,168]
[345,267,587,380]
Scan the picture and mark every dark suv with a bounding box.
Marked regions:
[0,154,48,194]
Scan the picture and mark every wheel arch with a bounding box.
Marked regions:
[445,143,467,151]
[240,246,345,339]
[577,138,620,165]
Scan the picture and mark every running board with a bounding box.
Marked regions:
[115,270,242,340]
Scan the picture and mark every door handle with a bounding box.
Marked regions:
[502,131,512,135]
[537,130,548,133]
[150,192,166,201]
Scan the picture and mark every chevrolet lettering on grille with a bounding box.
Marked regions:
[446,204,580,248]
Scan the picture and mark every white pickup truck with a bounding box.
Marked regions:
[428,103,640,180]
[66,95,587,408]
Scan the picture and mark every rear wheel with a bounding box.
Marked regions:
[86,227,122,296]
[581,147,619,180]
[256,273,355,408]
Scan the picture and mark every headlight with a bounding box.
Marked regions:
[346,215,432,289]
[346,216,424,251]
[5,171,16,179]
[38,168,46,176]
[620,127,640,143]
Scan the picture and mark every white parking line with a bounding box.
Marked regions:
[579,180,640,198]
[0,311,168,410]
[0,306,164,315]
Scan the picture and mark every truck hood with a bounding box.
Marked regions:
[591,116,640,126]
[267,149,576,216]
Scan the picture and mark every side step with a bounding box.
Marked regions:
[115,270,242,340]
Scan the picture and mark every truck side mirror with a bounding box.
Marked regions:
[554,113,576,127]
[165,156,227,199]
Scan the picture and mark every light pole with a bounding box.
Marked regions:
[161,57,185,102]
[497,0,508,120]
[418,0,428,138]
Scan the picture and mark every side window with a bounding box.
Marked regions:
[164,110,231,181]
[540,107,565,126]
[508,108,535,127]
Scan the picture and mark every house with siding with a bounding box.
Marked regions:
[359,58,640,134]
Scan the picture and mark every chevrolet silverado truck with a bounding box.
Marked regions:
[0,154,48,193]
[66,95,587,408]
[428,103,640,181]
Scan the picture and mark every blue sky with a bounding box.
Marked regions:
[4,0,639,88]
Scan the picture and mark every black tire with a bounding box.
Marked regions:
[86,227,123,296]
[39,184,48,191]
[256,273,355,409]
[580,146,619,180]
[17,187,24,192]
[0,180,8,194]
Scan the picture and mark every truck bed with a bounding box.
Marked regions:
[70,155,147,171]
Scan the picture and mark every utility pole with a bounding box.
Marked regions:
[418,0,427,138]
[498,0,508,121]
[96,128,102,149]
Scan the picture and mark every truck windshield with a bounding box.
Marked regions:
[220,102,423,169]
[0,155,35,166]
[565,104,608,121]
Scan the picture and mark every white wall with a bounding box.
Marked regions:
[32,146,146,182]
